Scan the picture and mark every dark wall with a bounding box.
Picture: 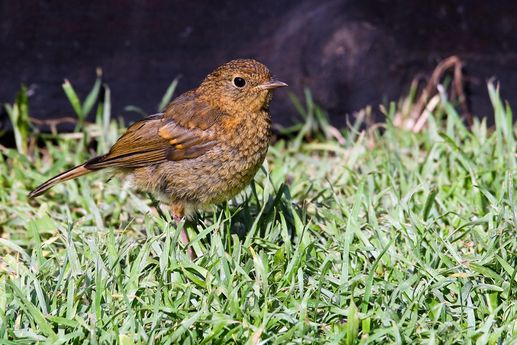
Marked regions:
[1,0,516,128]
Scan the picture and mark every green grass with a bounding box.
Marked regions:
[0,81,516,344]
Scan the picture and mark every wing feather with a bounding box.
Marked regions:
[84,92,221,170]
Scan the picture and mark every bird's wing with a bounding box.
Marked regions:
[85,92,220,170]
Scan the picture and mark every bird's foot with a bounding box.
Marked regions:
[180,227,196,260]
[173,213,196,260]
[172,203,196,260]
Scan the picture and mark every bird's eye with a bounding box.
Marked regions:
[233,77,246,88]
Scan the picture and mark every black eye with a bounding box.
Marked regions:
[233,77,246,88]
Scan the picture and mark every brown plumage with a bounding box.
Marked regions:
[29,59,286,241]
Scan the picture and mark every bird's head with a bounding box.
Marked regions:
[198,59,287,114]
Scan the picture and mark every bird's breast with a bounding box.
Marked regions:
[205,112,271,192]
[220,113,271,166]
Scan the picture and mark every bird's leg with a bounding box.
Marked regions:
[171,203,196,260]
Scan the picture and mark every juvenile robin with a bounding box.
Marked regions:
[29,59,287,252]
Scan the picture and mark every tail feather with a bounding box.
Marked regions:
[28,163,93,198]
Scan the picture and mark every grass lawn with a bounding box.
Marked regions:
[0,82,516,344]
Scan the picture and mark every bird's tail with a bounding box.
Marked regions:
[28,162,95,198]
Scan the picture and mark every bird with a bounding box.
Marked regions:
[29,58,287,254]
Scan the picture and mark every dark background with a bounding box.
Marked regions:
[1,0,516,129]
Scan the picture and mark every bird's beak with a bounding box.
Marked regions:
[256,80,288,91]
